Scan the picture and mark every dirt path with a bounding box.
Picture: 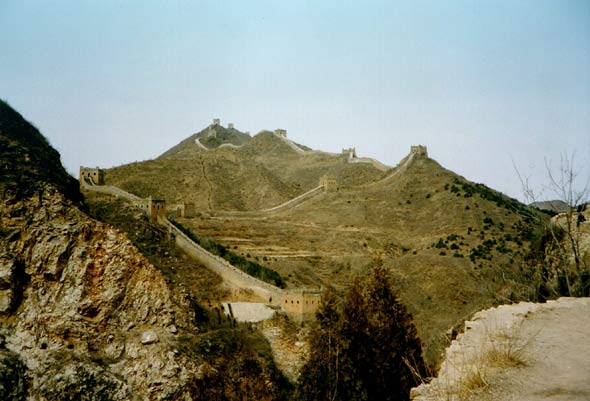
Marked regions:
[489,298,590,401]
[412,298,590,401]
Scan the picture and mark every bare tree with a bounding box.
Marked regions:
[514,152,590,297]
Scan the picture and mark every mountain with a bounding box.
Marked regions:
[106,125,386,211]
[530,200,570,213]
[0,102,288,400]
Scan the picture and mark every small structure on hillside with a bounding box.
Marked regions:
[281,289,323,323]
[167,202,196,218]
[342,147,357,159]
[319,175,338,192]
[228,123,234,129]
[212,118,220,126]
[79,167,105,185]
[274,129,287,138]
[135,197,167,223]
[411,145,428,156]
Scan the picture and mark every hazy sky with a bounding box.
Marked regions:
[1,0,589,202]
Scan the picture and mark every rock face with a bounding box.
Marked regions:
[0,186,200,400]
[0,99,201,399]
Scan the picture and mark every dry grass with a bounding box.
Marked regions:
[426,320,533,401]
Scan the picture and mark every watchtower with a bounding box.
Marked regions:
[228,123,234,129]
[212,118,220,126]
[79,167,105,185]
[274,129,287,138]
[319,175,338,192]
[410,145,428,156]
[342,147,357,159]
[135,197,166,223]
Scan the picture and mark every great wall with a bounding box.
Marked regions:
[193,119,399,173]
[81,128,428,323]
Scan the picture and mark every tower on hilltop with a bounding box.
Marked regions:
[410,145,428,156]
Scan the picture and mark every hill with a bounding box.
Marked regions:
[106,124,386,211]
[0,99,82,204]
[174,149,543,364]
[158,120,252,159]
[530,199,570,213]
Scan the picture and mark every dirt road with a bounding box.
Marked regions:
[412,298,590,400]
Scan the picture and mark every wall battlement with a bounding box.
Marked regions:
[167,202,195,218]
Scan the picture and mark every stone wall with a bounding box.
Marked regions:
[161,217,322,321]
[214,185,325,218]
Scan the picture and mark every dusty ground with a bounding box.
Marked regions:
[412,297,590,401]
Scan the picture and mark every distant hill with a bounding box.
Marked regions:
[530,200,570,213]
[159,121,252,159]
[106,124,386,210]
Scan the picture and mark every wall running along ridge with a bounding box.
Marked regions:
[81,181,322,322]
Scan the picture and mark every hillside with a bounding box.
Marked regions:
[106,125,386,211]
[176,151,543,364]
[0,102,289,400]
[0,100,82,204]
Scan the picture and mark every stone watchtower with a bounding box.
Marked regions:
[342,147,357,159]
[319,175,338,192]
[212,118,220,126]
[134,197,166,223]
[79,167,105,185]
[410,145,428,156]
[274,129,287,138]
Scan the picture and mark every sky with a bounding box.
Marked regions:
[1,0,589,202]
